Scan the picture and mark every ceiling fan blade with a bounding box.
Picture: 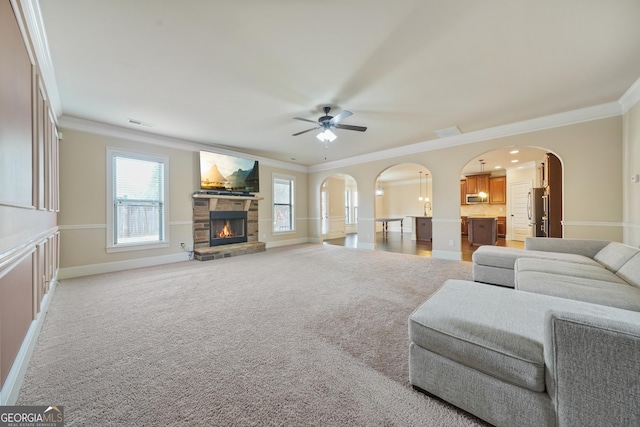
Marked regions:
[329,110,353,125]
[334,123,367,132]
[293,117,320,124]
[292,126,320,136]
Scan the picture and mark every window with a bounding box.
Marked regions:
[345,189,358,224]
[273,175,294,232]
[107,148,169,251]
[346,189,358,224]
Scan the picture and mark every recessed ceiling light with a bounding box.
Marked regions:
[511,159,519,163]
[510,150,519,154]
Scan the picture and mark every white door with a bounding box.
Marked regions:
[510,181,532,241]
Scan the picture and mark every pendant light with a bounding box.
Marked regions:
[418,171,423,201]
[424,173,431,216]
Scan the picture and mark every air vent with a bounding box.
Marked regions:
[434,126,461,138]
[127,118,153,127]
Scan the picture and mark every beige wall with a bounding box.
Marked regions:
[624,101,640,246]
[309,116,624,257]
[59,105,635,270]
[261,167,308,245]
[58,128,308,275]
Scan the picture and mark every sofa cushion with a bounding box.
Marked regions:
[472,245,600,270]
[516,271,640,311]
[408,280,609,393]
[593,242,640,273]
[617,252,640,288]
[524,237,609,258]
[515,258,627,285]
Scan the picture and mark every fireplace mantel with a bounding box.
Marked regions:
[192,193,264,212]
[192,193,265,261]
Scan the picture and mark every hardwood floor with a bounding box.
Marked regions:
[323,232,524,262]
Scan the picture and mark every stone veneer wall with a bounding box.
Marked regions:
[192,196,264,261]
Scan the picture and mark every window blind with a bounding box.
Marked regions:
[113,155,165,245]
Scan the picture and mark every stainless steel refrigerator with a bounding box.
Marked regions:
[528,188,547,237]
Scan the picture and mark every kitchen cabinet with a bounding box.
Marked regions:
[460,180,467,205]
[415,216,432,241]
[497,216,506,238]
[489,176,506,204]
[465,174,490,195]
[461,216,468,236]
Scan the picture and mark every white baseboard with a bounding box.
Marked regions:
[357,242,375,250]
[0,277,58,405]
[58,252,190,280]
[432,249,463,261]
[265,237,311,248]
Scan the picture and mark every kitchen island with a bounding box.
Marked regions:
[467,217,497,246]
[411,216,432,241]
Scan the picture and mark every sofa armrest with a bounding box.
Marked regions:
[544,309,640,426]
[524,237,609,258]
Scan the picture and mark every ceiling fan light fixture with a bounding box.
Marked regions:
[317,129,337,143]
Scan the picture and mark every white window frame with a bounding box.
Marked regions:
[106,147,170,252]
[272,173,295,233]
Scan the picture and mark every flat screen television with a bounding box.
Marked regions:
[199,150,259,194]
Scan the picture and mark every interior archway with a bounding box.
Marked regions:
[460,147,563,254]
[319,174,358,243]
[374,163,433,256]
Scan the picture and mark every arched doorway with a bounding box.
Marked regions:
[375,163,432,256]
[460,147,563,258]
[320,174,358,242]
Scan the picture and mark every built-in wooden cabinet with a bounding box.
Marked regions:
[489,176,506,204]
[497,216,506,238]
[465,173,490,195]
[460,180,467,205]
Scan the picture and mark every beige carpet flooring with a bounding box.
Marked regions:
[17,244,489,426]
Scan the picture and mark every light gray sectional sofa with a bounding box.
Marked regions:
[408,238,640,427]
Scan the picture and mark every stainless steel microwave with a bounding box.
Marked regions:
[466,193,489,204]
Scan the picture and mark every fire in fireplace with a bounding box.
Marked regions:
[210,211,248,246]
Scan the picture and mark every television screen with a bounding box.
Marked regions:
[199,150,259,193]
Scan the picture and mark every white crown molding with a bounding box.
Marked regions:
[17,0,62,117]
[308,102,622,172]
[619,76,640,113]
[58,115,308,173]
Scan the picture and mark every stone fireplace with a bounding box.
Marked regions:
[192,193,265,261]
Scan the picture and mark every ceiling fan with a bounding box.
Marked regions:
[292,106,367,142]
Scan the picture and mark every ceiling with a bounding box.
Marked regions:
[38,1,640,167]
